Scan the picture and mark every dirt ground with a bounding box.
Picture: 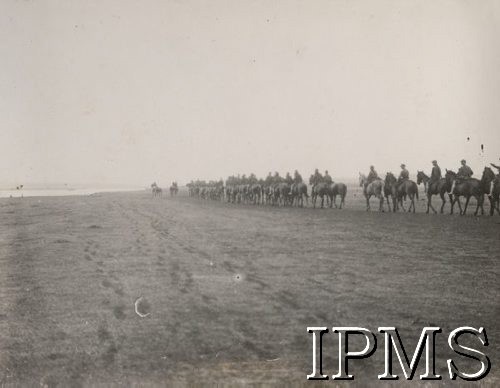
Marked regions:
[0,189,499,386]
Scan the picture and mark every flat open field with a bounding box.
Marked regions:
[1,188,499,386]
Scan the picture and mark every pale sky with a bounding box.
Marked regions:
[1,0,499,187]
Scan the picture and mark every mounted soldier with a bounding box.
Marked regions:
[367,166,379,184]
[398,164,409,183]
[273,171,282,185]
[284,172,294,185]
[457,159,473,180]
[430,160,441,184]
[265,172,273,186]
[248,173,258,185]
[323,170,333,184]
[293,170,303,184]
[451,159,473,194]
[310,169,323,187]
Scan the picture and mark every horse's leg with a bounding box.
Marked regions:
[475,195,484,216]
[428,193,437,214]
[473,196,480,216]
[399,195,406,212]
[440,193,446,214]
[455,196,463,215]
[462,196,470,215]
[386,196,391,212]
[366,195,370,211]
[379,195,384,212]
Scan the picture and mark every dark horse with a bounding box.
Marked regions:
[384,173,398,212]
[311,182,331,208]
[249,184,263,205]
[482,167,500,216]
[274,183,291,207]
[169,184,178,197]
[445,170,485,216]
[291,182,309,207]
[330,183,347,209]
[383,173,418,212]
[416,171,451,214]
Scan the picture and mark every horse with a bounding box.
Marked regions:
[482,167,500,216]
[384,173,398,212]
[330,183,347,209]
[311,182,331,208]
[291,182,309,207]
[169,185,178,197]
[274,183,291,207]
[249,184,263,205]
[151,183,162,198]
[395,179,419,213]
[359,173,385,212]
[416,171,452,214]
[445,170,485,216]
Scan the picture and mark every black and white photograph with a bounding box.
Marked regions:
[1,0,499,385]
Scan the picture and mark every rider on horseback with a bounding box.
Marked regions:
[451,159,473,194]
[457,159,473,179]
[248,173,258,185]
[273,171,282,185]
[294,170,303,184]
[265,172,273,186]
[428,160,441,194]
[367,166,379,184]
[285,172,294,185]
[398,164,409,183]
[323,170,333,184]
[311,169,323,186]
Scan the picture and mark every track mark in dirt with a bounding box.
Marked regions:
[113,284,125,297]
[222,260,236,273]
[112,304,126,320]
[97,322,112,342]
[102,343,120,366]
[245,273,269,290]
[201,294,217,304]
[156,255,166,266]
[179,272,194,294]
[84,254,92,261]
[275,290,301,310]
[169,262,181,286]
[96,322,120,366]
[101,279,112,288]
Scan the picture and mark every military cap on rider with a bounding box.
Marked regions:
[400,163,406,168]
[461,159,466,164]
[432,160,437,164]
